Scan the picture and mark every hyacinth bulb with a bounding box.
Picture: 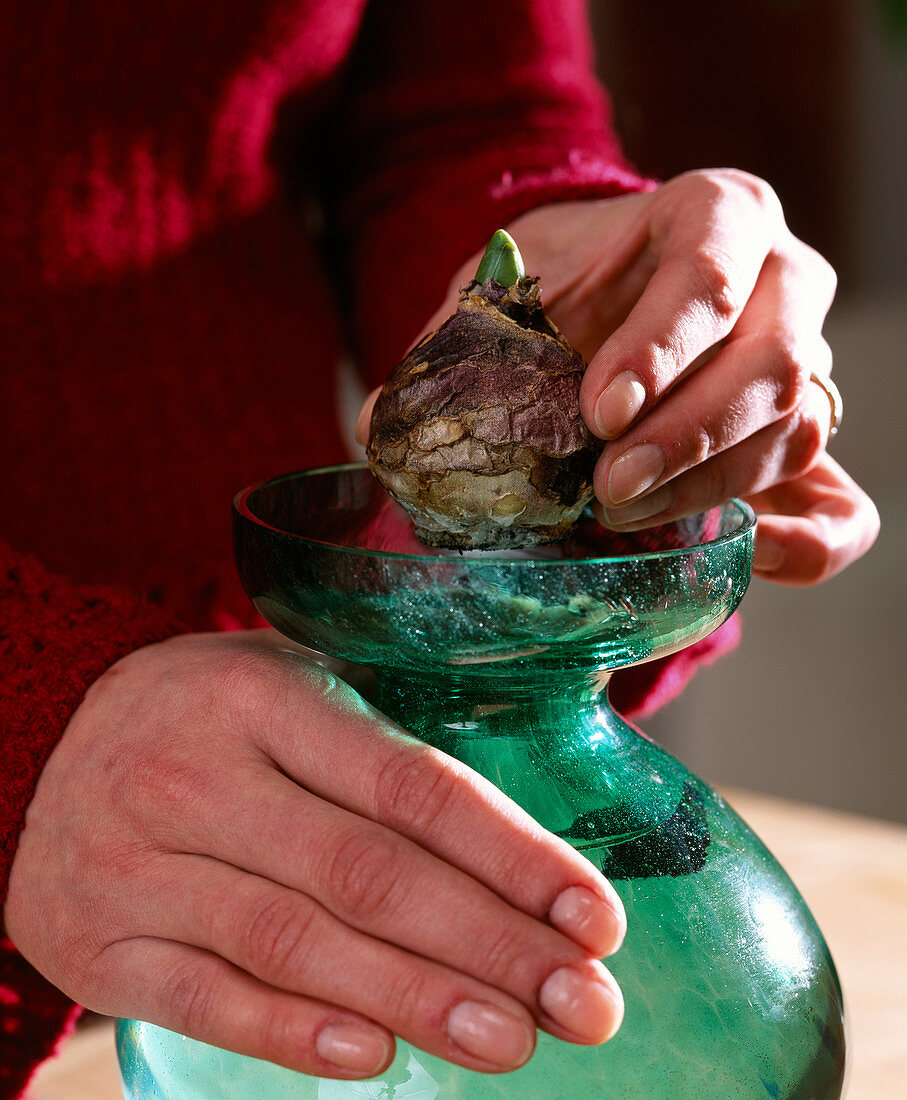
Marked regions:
[367,230,600,549]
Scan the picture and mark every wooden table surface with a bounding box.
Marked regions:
[25,788,907,1099]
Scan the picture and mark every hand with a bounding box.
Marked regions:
[4,630,624,1079]
[358,169,878,585]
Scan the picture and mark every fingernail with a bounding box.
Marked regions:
[538,963,624,1043]
[600,485,673,528]
[316,1022,392,1074]
[754,535,785,574]
[594,372,647,438]
[549,885,626,956]
[446,1000,535,1068]
[607,443,666,504]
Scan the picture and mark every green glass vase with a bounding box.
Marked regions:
[117,464,845,1098]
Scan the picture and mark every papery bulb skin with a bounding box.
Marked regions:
[367,231,600,550]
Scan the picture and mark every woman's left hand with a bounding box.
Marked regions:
[357,169,879,585]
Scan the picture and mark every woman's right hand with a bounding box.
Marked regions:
[3,629,625,1079]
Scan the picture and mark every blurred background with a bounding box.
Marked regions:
[589,0,905,823]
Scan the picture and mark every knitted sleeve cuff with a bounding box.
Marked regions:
[1,543,184,906]
[1,542,183,1098]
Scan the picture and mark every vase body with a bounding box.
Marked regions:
[117,676,845,1099]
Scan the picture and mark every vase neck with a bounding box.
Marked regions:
[375,669,689,851]
[377,668,607,729]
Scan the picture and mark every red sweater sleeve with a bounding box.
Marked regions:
[0,540,182,1097]
[322,0,736,719]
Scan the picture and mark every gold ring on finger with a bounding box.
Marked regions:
[809,372,843,437]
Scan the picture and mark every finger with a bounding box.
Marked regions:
[581,170,783,439]
[591,330,833,509]
[730,240,837,341]
[595,383,832,531]
[214,655,625,948]
[591,225,838,512]
[126,649,624,958]
[95,937,395,1079]
[159,766,623,1014]
[148,855,622,1063]
[748,454,880,585]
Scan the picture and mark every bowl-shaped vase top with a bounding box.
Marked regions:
[233,463,754,679]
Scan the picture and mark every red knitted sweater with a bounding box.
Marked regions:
[0,1,737,1093]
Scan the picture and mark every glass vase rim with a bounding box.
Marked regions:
[233,462,756,567]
